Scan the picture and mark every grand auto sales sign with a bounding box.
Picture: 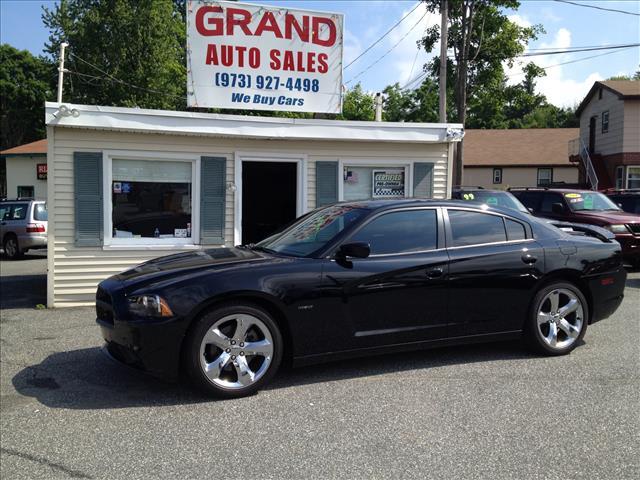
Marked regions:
[187,1,344,113]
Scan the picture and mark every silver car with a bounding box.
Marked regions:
[0,199,48,259]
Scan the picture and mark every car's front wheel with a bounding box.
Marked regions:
[526,282,588,355]
[185,303,283,399]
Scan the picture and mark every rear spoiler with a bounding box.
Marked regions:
[548,221,615,243]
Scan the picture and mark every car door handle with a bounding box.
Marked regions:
[426,267,444,278]
[521,254,538,264]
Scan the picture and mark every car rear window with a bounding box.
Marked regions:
[448,210,507,247]
[34,203,48,221]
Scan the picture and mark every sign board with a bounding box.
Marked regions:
[37,163,47,180]
[372,170,405,198]
[187,0,344,113]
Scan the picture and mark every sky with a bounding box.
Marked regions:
[1,0,639,108]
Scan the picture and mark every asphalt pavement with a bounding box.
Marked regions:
[0,256,638,479]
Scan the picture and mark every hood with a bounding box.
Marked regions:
[115,247,268,283]
[573,210,640,225]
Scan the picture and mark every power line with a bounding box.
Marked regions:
[344,2,421,70]
[520,43,640,57]
[554,0,640,17]
[345,9,429,85]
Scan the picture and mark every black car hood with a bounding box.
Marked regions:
[115,247,269,283]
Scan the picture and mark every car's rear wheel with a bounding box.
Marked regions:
[185,303,283,399]
[3,235,22,259]
[526,282,588,355]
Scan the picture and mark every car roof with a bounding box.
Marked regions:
[331,198,532,221]
[508,187,597,194]
[452,187,513,194]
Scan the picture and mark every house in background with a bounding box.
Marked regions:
[569,80,640,190]
[0,139,48,199]
[462,128,579,189]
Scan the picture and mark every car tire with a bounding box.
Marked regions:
[3,235,23,260]
[184,303,283,399]
[525,282,588,356]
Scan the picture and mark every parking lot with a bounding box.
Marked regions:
[0,255,638,479]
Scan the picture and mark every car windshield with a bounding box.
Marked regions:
[256,204,368,257]
[458,191,529,214]
[565,192,621,212]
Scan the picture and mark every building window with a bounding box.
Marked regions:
[615,166,625,190]
[628,166,640,190]
[598,88,603,100]
[492,168,502,184]
[537,168,553,186]
[602,111,609,133]
[17,186,34,198]
[343,166,406,201]
[108,158,196,245]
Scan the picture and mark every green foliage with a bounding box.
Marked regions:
[42,0,187,110]
[338,84,375,121]
[0,44,54,149]
[382,79,440,122]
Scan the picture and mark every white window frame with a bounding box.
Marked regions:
[338,158,414,202]
[615,166,625,190]
[234,151,308,246]
[102,150,201,249]
[627,165,640,189]
[537,167,553,186]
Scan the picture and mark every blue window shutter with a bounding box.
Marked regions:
[413,162,434,198]
[316,161,338,207]
[74,152,103,247]
[200,156,227,245]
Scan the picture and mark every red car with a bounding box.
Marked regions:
[511,188,640,266]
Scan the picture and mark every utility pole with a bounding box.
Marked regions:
[439,0,448,123]
[57,42,69,103]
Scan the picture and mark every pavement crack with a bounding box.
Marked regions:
[0,447,93,479]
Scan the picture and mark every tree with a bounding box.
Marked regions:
[339,84,376,121]
[42,0,186,110]
[419,0,542,183]
[0,44,55,150]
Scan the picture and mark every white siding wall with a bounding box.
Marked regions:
[623,100,640,153]
[49,128,450,307]
[579,88,624,156]
[6,155,47,199]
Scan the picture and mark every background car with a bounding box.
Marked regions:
[0,198,48,259]
[96,200,626,398]
[451,186,530,214]
[604,189,640,214]
[510,188,640,267]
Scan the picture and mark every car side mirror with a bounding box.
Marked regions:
[551,202,565,214]
[528,207,534,213]
[337,242,370,259]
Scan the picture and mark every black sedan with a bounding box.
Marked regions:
[96,200,627,398]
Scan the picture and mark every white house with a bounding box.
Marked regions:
[0,139,48,199]
[45,102,463,307]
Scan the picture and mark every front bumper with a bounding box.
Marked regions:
[97,315,187,381]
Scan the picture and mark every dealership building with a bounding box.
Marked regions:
[45,102,462,307]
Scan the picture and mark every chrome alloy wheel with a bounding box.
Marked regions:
[537,288,584,349]
[199,313,274,389]
[4,237,17,257]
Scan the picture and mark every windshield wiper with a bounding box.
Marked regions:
[245,244,278,255]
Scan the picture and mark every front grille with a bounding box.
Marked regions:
[626,224,640,235]
[96,287,114,325]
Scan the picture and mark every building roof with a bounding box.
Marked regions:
[463,128,579,167]
[0,139,47,156]
[576,80,640,116]
[45,102,464,144]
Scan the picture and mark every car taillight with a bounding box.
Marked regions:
[26,223,45,233]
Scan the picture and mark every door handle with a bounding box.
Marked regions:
[521,254,538,264]
[426,267,444,278]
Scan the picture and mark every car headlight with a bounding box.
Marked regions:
[607,224,629,234]
[128,294,174,318]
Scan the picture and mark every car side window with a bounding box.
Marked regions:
[0,204,13,220]
[513,192,539,211]
[540,193,564,213]
[505,218,527,241]
[448,210,507,247]
[11,204,28,220]
[349,209,438,255]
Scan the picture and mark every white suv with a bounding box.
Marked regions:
[0,199,48,259]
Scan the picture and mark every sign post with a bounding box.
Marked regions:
[187,0,344,113]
